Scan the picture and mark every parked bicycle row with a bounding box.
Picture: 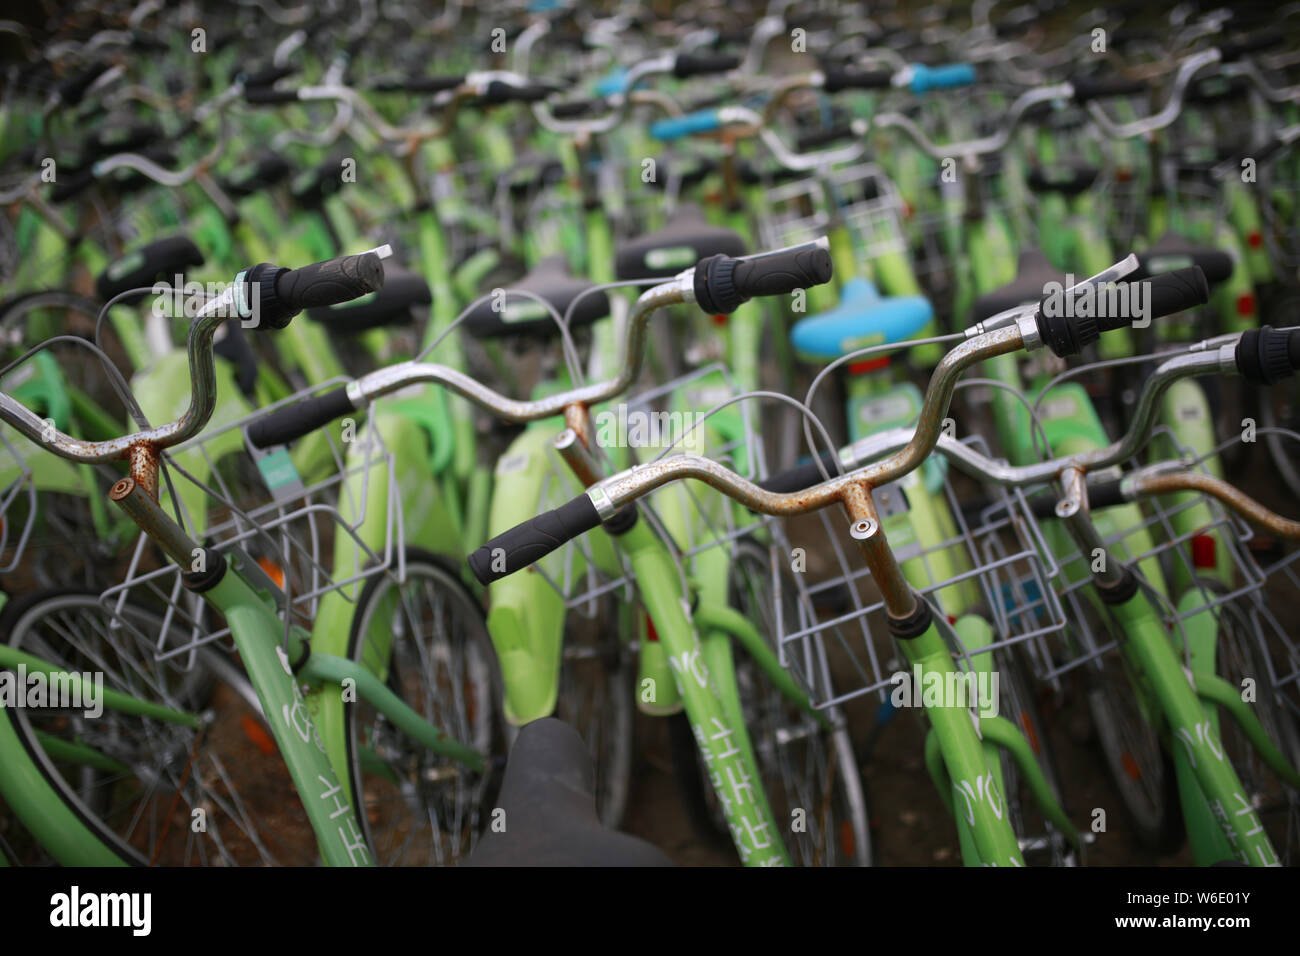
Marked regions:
[1,0,1299,867]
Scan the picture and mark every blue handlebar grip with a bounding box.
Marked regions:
[594,67,629,97]
[909,62,976,94]
[650,109,722,141]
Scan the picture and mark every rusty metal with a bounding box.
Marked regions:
[109,474,202,568]
[563,404,594,452]
[554,427,604,489]
[1055,466,1087,519]
[1134,471,1300,540]
[127,442,160,500]
[841,481,918,620]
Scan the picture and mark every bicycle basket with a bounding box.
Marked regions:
[774,433,1068,711]
[99,380,403,671]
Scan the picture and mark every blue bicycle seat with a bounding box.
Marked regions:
[791,278,934,361]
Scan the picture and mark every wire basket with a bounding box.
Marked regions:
[1037,424,1299,689]
[515,362,771,614]
[0,430,37,575]
[98,380,403,671]
[774,433,1069,711]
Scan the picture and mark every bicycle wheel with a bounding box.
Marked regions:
[343,550,503,866]
[555,593,635,829]
[994,647,1078,865]
[672,539,872,866]
[1080,595,1185,853]
[3,589,323,865]
[1210,588,1300,865]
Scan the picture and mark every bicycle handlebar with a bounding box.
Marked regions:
[0,252,384,465]
[240,238,831,450]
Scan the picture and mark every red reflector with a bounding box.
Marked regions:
[646,615,659,642]
[1191,534,1216,570]
[1116,167,1133,182]
[902,201,914,219]
[1248,231,1263,249]
[712,313,728,326]
[848,356,891,375]
[946,615,957,625]
[1236,293,1256,317]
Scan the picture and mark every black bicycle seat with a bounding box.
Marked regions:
[1133,231,1234,286]
[466,718,674,867]
[971,249,1063,321]
[1026,161,1099,196]
[306,265,431,333]
[95,234,205,304]
[461,255,610,340]
[615,204,746,280]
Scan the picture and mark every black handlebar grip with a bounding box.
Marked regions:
[1141,266,1211,324]
[796,123,858,151]
[242,64,298,88]
[1235,325,1300,385]
[1219,31,1285,61]
[1027,477,1127,519]
[757,449,843,493]
[275,253,385,312]
[1035,266,1208,357]
[481,81,552,105]
[694,243,833,315]
[821,65,894,93]
[247,385,355,449]
[1069,74,1147,102]
[244,253,384,330]
[551,98,599,118]
[467,494,601,585]
[371,74,465,93]
[245,86,300,104]
[672,52,741,78]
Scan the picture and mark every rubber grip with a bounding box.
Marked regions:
[1235,326,1300,385]
[650,109,721,141]
[467,494,601,585]
[757,449,842,493]
[247,385,354,449]
[672,52,740,78]
[1141,266,1210,324]
[274,253,385,312]
[481,81,552,104]
[593,68,629,97]
[551,98,599,118]
[694,243,834,314]
[96,236,206,304]
[1027,477,1126,519]
[371,74,464,93]
[822,65,894,93]
[49,165,98,204]
[245,86,300,104]
[1069,74,1147,102]
[796,123,857,150]
[908,62,976,93]
[243,64,297,88]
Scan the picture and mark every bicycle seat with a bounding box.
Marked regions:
[1026,161,1099,196]
[461,255,610,340]
[1132,231,1233,285]
[96,235,205,305]
[306,265,431,333]
[790,277,933,361]
[466,718,674,867]
[219,152,293,198]
[971,249,1063,321]
[615,204,746,280]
